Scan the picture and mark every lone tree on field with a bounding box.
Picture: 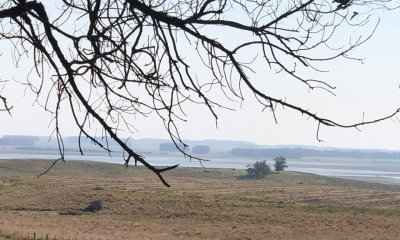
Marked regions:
[274,156,288,173]
[246,160,271,177]
[0,0,399,186]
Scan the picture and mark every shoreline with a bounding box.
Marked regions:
[1,154,400,186]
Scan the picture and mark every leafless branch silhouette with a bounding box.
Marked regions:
[0,0,398,186]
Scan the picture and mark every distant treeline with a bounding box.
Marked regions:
[159,143,210,154]
[2,135,400,160]
[65,136,132,148]
[230,148,400,159]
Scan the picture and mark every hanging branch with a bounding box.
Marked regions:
[0,0,398,186]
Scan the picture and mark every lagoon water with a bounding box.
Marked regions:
[1,152,400,184]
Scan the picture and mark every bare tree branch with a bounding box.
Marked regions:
[0,0,398,186]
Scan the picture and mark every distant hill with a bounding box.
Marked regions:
[125,138,258,153]
[1,135,400,160]
[0,135,39,146]
[0,135,257,154]
[230,147,400,160]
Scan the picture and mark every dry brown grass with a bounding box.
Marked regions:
[1,159,400,240]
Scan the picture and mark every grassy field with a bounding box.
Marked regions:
[1,159,400,240]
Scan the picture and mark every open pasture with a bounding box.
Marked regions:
[1,159,400,239]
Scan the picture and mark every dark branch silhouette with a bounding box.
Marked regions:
[0,0,398,186]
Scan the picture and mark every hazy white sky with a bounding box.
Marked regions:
[0,2,399,150]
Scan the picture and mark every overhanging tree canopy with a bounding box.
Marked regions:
[0,0,398,186]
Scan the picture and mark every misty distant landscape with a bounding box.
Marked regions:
[2,135,400,186]
[1,135,400,159]
[2,0,400,239]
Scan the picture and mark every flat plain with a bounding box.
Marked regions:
[1,159,400,240]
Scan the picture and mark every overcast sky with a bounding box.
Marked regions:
[0,2,399,150]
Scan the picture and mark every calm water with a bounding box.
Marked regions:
[1,152,400,183]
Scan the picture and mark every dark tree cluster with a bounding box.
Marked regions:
[246,160,271,177]
[191,145,210,154]
[245,157,288,177]
[159,142,188,152]
[0,0,398,186]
